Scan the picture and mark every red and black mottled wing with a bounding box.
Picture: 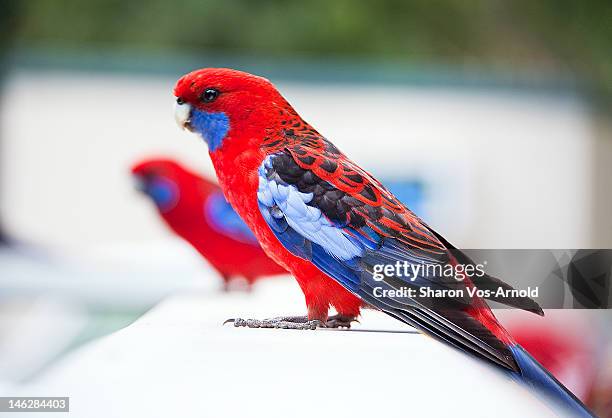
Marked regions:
[264,128,447,254]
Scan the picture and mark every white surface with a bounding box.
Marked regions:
[3,278,558,418]
[0,298,86,382]
[1,70,595,250]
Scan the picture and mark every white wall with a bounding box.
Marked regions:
[0,70,596,252]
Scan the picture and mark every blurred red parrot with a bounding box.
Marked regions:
[131,158,286,289]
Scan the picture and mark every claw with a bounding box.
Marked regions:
[223,318,236,326]
[233,318,249,327]
[325,315,360,329]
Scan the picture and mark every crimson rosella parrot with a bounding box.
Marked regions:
[131,158,286,289]
[172,68,594,416]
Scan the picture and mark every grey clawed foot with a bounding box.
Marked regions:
[223,316,324,330]
[325,314,359,329]
[223,314,358,330]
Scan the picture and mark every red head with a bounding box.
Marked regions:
[173,68,292,154]
[131,158,215,213]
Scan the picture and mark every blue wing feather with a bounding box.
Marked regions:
[258,155,364,290]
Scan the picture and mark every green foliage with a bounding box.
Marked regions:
[8,0,612,96]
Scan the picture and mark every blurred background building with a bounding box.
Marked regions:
[0,1,610,415]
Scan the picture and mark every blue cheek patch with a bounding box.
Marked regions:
[190,109,230,151]
[147,178,179,212]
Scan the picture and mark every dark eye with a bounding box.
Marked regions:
[200,88,219,103]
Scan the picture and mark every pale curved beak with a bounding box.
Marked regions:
[174,100,192,130]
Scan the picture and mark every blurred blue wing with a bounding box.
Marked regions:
[204,191,259,245]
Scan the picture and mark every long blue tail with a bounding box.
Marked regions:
[509,345,595,417]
